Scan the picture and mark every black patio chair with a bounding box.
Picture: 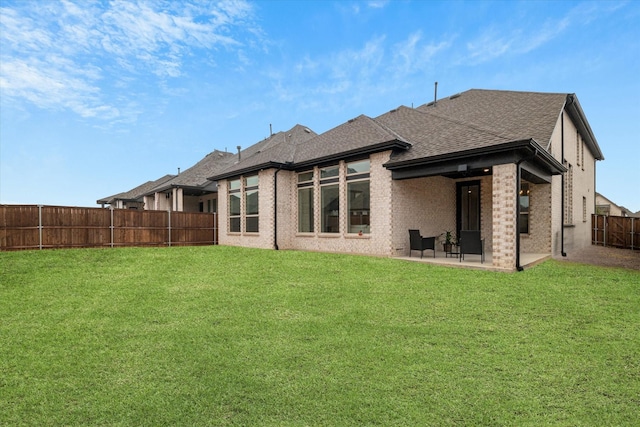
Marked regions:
[408,229,436,258]
[459,230,485,263]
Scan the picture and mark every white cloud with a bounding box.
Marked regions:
[271,32,451,111]
[0,0,260,122]
[367,1,390,9]
[462,2,621,65]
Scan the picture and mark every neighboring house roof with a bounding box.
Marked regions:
[97,174,176,205]
[596,192,637,217]
[147,149,236,196]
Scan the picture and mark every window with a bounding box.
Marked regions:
[245,176,259,232]
[229,179,241,232]
[320,165,340,233]
[298,159,372,236]
[583,196,587,222]
[346,160,370,234]
[519,183,530,234]
[297,171,314,233]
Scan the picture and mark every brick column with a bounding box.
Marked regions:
[492,164,517,270]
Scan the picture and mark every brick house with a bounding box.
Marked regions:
[97,174,176,209]
[140,149,236,213]
[209,89,604,271]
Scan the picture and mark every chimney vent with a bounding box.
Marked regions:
[434,81,438,107]
[237,146,241,162]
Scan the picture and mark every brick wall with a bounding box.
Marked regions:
[520,181,552,254]
[492,163,517,269]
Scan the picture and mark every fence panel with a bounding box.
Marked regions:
[170,212,217,246]
[41,206,112,249]
[113,209,169,247]
[0,205,40,250]
[0,205,218,251]
[592,214,638,250]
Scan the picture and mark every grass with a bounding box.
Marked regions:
[1,246,639,426]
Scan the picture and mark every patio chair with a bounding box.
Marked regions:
[459,230,485,263]
[408,229,436,258]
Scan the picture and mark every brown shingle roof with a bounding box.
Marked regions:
[209,88,601,180]
[149,150,235,193]
[375,106,518,165]
[292,114,409,166]
[97,174,176,204]
[209,124,317,179]
[416,89,567,146]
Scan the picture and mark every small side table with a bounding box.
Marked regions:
[444,243,459,258]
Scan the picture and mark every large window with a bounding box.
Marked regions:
[347,160,370,234]
[320,165,340,233]
[245,175,259,233]
[519,183,530,234]
[297,171,314,233]
[228,176,259,233]
[298,160,372,236]
[229,179,241,232]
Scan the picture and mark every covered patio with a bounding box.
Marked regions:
[396,250,550,272]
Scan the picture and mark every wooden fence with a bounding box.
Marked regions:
[0,205,218,251]
[592,214,639,250]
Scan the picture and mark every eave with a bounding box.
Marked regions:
[208,161,290,182]
[292,139,411,171]
[565,94,604,160]
[386,139,566,183]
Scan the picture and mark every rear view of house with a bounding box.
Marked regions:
[209,89,604,271]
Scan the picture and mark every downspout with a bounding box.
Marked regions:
[274,167,283,250]
[560,110,567,257]
[515,147,539,271]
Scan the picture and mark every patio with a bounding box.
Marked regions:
[397,251,550,272]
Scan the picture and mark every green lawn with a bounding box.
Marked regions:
[1,246,639,426]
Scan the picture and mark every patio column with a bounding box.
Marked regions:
[492,163,517,270]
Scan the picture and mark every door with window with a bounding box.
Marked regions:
[457,181,481,237]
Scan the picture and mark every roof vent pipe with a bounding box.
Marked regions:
[178,167,180,175]
[270,124,273,137]
[434,81,438,107]
[237,146,241,161]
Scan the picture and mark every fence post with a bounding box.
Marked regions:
[168,210,171,247]
[38,204,43,250]
[110,207,114,248]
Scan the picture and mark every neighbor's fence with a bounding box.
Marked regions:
[0,205,218,251]
[592,214,639,250]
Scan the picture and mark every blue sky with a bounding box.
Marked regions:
[1,0,639,211]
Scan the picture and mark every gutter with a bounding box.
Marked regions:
[273,166,285,250]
